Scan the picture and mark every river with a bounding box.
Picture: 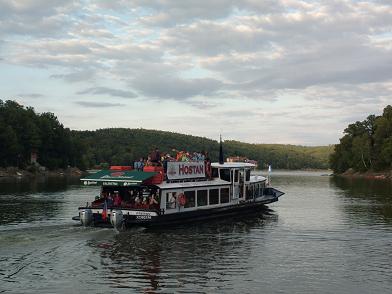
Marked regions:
[1,171,391,293]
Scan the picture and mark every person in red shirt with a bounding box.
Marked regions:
[113,192,122,207]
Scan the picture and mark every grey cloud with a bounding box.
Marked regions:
[219,110,263,118]
[0,0,76,18]
[246,44,392,90]
[131,76,223,99]
[117,0,237,26]
[51,70,96,83]
[164,6,392,57]
[75,101,126,108]
[127,0,283,26]
[189,101,218,110]
[164,21,271,56]
[1,0,392,141]
[17,93,44,99]
[77,87,137,98]
[0,1,79,37]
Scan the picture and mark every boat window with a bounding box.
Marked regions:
[197,190,208,207]
[245,169,251,181]
[220,188,230,203]
[166,192,177,209]
[209,189,219,205]
[212,168,219,178]
[220,169,231,182]
[184,190,196,208]
[234,170,239,182]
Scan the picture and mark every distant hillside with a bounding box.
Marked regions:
[73,128,333,170]
[0,99,333,170]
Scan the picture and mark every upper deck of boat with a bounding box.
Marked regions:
[211,162,256,169]
[156,178,230,189]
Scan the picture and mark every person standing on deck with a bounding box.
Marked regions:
[150,148,161,166]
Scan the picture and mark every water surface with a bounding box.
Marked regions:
[1,172,391,293]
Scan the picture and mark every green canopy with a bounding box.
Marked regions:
[81,170,156,186]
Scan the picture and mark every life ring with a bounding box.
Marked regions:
[178,193,186,206]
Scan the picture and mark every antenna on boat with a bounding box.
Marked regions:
[267,164,272,186]
[219,134,224,164]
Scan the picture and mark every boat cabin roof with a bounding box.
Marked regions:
[211,162,255,169]
[156,178,230,190]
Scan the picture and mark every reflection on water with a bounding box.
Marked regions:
[89,215,275,293]
[331,176,392,223]
[0,176,80,194]
[1,172,392,293]
[0,177,81,226]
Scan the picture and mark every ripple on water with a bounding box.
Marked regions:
[1,173,392,293]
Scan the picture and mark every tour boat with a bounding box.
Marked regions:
[74,160,284,228]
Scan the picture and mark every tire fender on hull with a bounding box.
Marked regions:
[111,209,124,228]
[80,208,93,226]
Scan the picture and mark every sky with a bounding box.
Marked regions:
[1,0,391,146]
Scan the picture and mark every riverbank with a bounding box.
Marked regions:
[339,168,392,180]
[0,167,86,178]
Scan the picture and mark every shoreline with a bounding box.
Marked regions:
[336,169,392,180]
[0,167,86,179]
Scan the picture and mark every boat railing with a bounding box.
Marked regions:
[81,204,164,215]
[165,177,211,184]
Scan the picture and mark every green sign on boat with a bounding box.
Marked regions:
[81,170,157,186]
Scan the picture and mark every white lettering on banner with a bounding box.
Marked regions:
[167,162,205,180]
[103,181,119,186]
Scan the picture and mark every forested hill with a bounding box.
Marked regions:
[0,99,332,170]
[330,105,392,173]
[74,128,333,170]
[0,100,84,169]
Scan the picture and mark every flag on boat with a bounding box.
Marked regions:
[102,201,108,221]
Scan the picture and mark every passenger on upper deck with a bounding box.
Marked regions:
[134,158,144,171]
[203,151,212,179]
[150,148,161,166]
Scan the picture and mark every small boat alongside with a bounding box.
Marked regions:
[74,159,284,229]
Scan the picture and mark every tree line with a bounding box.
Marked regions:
[330,105,392,173]
[0,100,85,170]
[1,100,332,170]
[74,128,331,170]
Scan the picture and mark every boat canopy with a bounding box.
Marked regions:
[81,170,157,186]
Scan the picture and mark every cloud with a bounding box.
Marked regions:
[131,75,223,99]
[17,93,44,99]
[189,101,218,110]
[0,1,79,37]
[1,0,392,144]
[75,101,126,108]
[51,70,96,83]
[126,0,284,27]
[77,87,137,98]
